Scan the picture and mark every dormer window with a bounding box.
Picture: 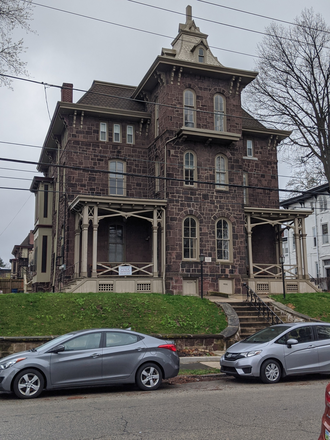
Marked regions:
[198,48,204,63]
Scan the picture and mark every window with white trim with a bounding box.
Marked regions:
[113,124,121,143]
[322,223,329,244]
[109,160,125,196]
[184,151,197,186]
[216,219,231,261]
[183,216,198,260]
[184,89,195,128]
[215,155,228,190]
[100,122,107,141]
[198,47,204,63]
[126,125,134,144]
[214,94,225,132]
[247,140,253,157]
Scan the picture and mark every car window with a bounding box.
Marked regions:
[276,326,313,344]
[105,332,140,347]
[316,325,330,340]
[243,325,291,343]
[62,333,102,351]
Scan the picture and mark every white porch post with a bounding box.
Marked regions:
[74,213,80,278]
[152,208,158,277]
[294,217,303,279]
[81,204,89,277]
[301,217,309,279]
[92,205,98,277]
[246,213,254,278]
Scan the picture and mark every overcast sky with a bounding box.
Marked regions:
[1,0,329,265]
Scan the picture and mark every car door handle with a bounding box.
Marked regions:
[136,347,143,352]
[92,353,101,358]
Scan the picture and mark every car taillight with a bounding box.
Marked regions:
[158,344,177,352]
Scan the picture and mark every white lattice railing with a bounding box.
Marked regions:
[252,263,297,279]
[97,262,153,277]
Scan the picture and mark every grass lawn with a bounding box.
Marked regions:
[270,292,330,322]
[0,291,227,337]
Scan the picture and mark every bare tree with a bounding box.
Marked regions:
[0,0,34,88]
[244,9,330,190]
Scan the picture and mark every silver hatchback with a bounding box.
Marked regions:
[0,328,180,398]
[220,322,330,383]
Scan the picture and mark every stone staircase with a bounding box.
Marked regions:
[228,301,288,339]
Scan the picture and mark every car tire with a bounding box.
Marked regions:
[136,363,162,391]
[260,359,281,384]
[13,368,44,399]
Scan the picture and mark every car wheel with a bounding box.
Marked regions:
[260,359,281,384]
[136,363,162,391]
[13,369,44,399]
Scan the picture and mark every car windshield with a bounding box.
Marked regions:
[242,325,291,344]
[33,333,76,352]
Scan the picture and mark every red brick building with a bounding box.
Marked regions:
[30,7,314,295]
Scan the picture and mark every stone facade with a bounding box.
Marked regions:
[30,7,296,296]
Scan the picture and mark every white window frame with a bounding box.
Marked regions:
[198,47,205,63]
[216,219,232,262]
[247,140,253,157]
[113,124,121,143]
[322,223,329,244]
[183,216,199,260]
[109,160,126,196]
[126,125,134,144]
[214,94,225,132]
[215,154,228,191]
[100,122,107,141]
[184,89,195,128]
[184,151,197,186]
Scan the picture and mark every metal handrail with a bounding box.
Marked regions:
[243,283,283,325]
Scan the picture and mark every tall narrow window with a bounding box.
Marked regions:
[184,151,196,186]
[313,227,317,247]
[109,160,125,196]
[198,47,204,63]
[184,89,195,128]
[216,219,231,261]
[320,196,328,212]
[41,235,48,273]
[43,184,49,218]
[183,217,198,260]
[113,124,121,142]
[322,224,329,244]
[127,125,134,144]
[243,172,248,204]
[109,224,124,262]
[155,160,160,193]
[214,94,225,131]
[155,102,160,137]
[215,155,227,190]
[247,140,253,157]
[100,122,107,141]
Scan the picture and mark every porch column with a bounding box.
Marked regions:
[246,213,254,278]
[92,205,98,278]
[275,224,281,276]
[301,217,308,279]
[152,208,158,277]
[294,217,303,279]
[81,204,89,277]
[74,213,80,278]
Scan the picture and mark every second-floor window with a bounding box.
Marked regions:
[184,89,195,128]
[109,160,125,196]
[214,94,225,131]
[184,151,196,186]
[247,140,253,157]
[320,196,328,212]
[322,223,329,244]
[183,216,198,259]
[113,124,121,142]
[215,155,228,190]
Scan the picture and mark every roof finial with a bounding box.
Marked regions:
[186,5,192,23]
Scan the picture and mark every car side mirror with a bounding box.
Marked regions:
[286,338,298,348]
[48,344,65,354]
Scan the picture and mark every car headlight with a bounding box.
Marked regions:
[240,350,262,358]
[0,357,26,370]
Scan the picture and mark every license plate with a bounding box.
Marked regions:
[325,428,330,440]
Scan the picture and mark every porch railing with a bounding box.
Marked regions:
[252,263,297,279]
[96,262,154,277]
[243,283,283,325]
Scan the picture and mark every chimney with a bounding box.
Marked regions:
[61,83,73,103]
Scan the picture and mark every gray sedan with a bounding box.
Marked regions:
[0,328,180,398]
[220,322,330,383]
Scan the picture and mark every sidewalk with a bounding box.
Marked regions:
[179,351,224,371]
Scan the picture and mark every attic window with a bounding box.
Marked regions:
[198,48,204,63]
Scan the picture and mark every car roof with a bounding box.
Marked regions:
[270,322,325,329]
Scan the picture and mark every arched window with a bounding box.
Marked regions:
[184,151,197,186]
[215,155,228,190]
[214,94,225,132]
[198,47,204,63]
[184,89,195,128]
[216,219,231,262]
[183,216,198,260]
[109,160,126,196]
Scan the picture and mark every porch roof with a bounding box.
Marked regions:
[245,207,312,225]
[69,195,167,213]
